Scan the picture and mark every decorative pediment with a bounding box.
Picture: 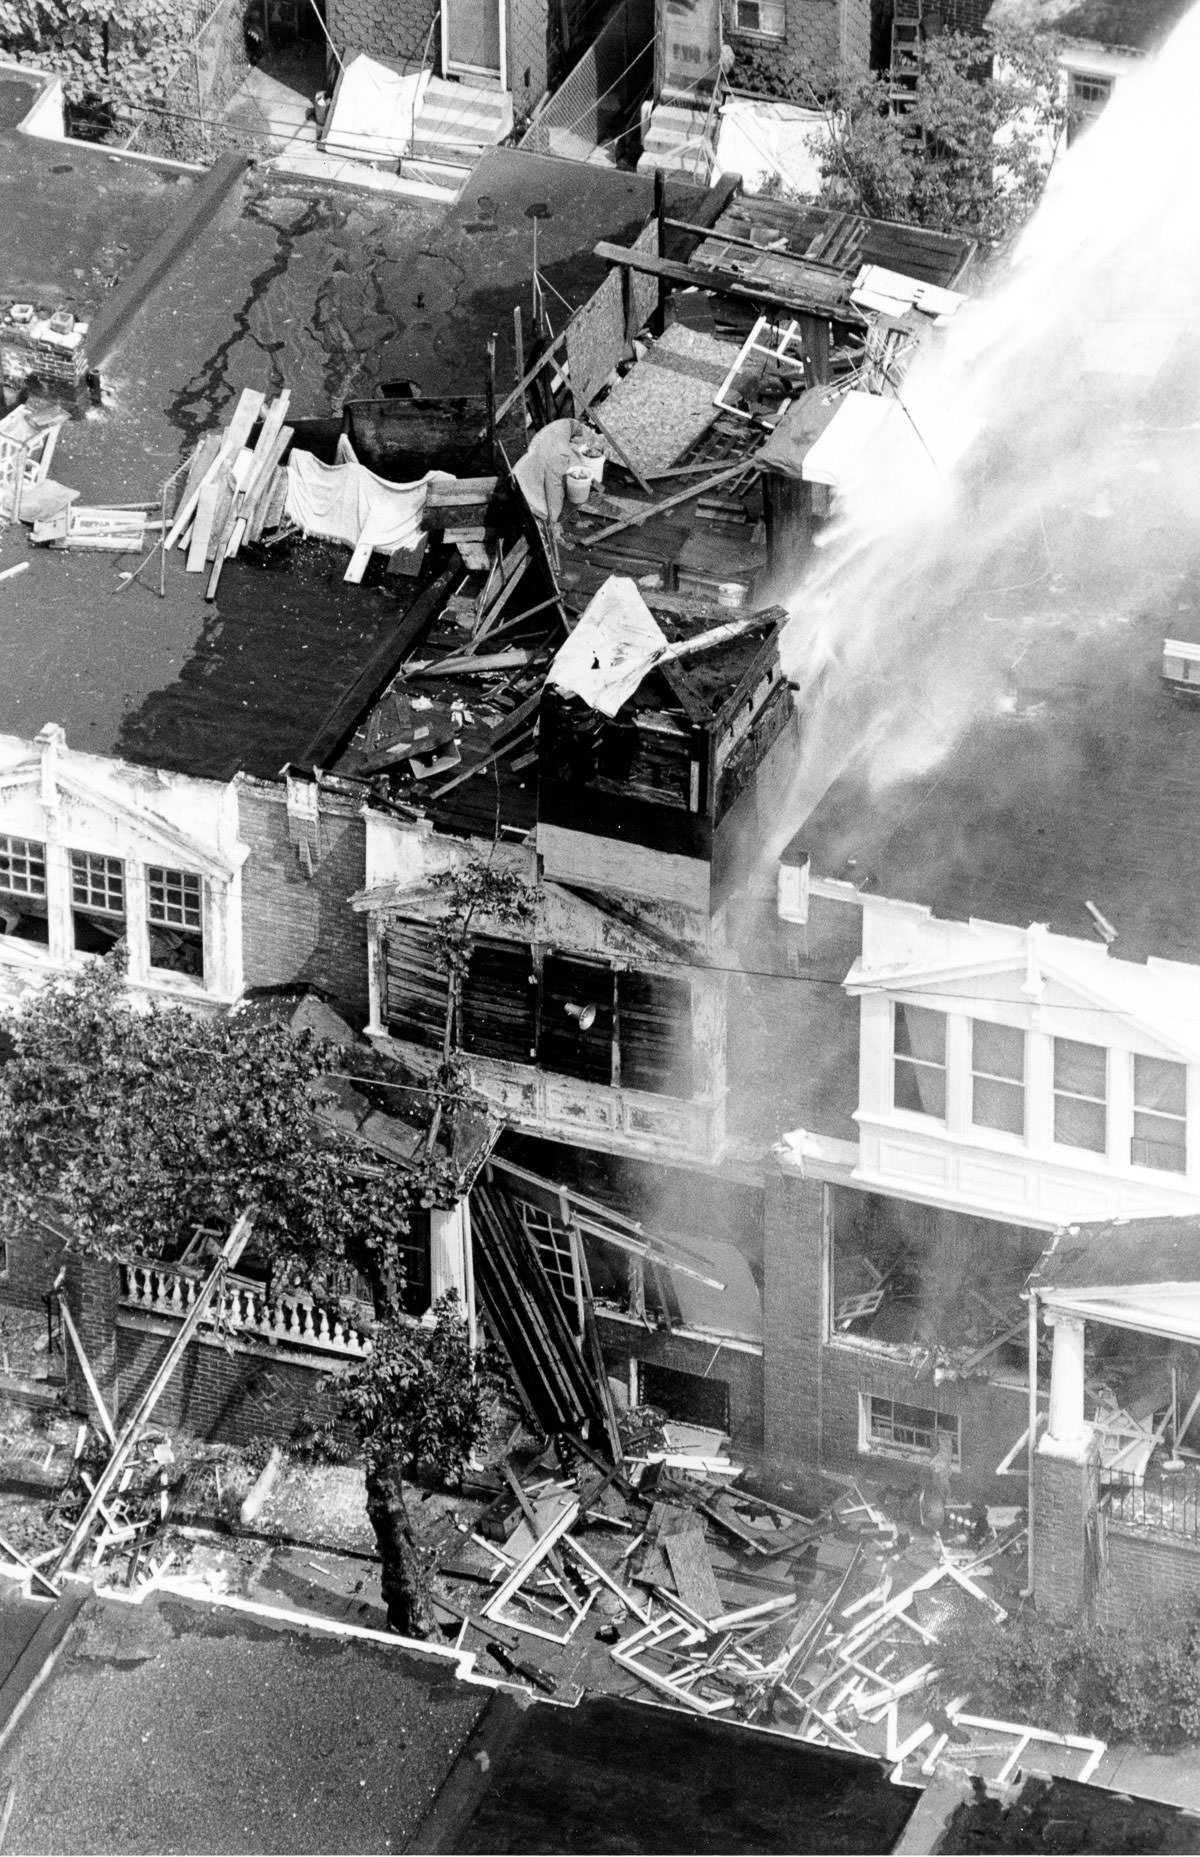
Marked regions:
[847,943,1200,1064]
[53,775,236,881]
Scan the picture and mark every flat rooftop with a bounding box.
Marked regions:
[0,144,701,785]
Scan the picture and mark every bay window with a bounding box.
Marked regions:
[972,1020,1025,1137]
[1132,1055,1187,1173]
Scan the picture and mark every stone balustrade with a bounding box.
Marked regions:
[120,1259,373,1358]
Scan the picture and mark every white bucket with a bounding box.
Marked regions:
[564,466,592,507]
[578,447,606,485]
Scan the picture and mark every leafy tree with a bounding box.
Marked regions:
[809,28,1066,248]
[0,956,496,1636]
[0,0,194,128]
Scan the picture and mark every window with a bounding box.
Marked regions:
[1067,70,1113,144]
[1133,1055,1187,1173]
[893,1003,945,1119]
[514,1197,581,1323]
[147,866,204,980]
[734,0,785,36]
[972,1021,1025,1137]
[864,1395,960,1467]
[69,849,125,954]
[1053,1037,1107,1152]
[0,836,45,898]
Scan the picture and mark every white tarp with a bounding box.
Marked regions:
[284,436,453,552]
[546,575,668,718]
[849,264,967,324]
[323,53,429,162]
[801,390,902,489]
[714,97,828,201]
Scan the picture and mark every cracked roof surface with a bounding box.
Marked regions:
[0,146,701,783]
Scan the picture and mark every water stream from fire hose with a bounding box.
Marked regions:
[766,6,1200,863]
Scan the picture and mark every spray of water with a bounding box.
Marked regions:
[770,4,1200,858]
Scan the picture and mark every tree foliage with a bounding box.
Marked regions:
[812,29,1066,247]
[0,0,193,122]
[0,957,415,1300]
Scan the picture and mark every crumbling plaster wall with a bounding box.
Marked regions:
[724,0,870,100]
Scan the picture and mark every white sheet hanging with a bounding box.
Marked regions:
[284,435,453,552]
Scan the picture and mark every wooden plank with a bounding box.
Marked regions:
[185,475,223,573]
[593,241,863,324]
[344,535,375,584]
[245,427,295,540]
[164,388,265,551]
[664,1528,723,1622]
[580,463,752,547]
[494,328,569,425]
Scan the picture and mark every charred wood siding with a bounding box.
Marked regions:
[619,971,693,1096]
[461,937,537,1061]
[384,921,449,1047]
[541,953,615,1084]
[381,919,697,1101]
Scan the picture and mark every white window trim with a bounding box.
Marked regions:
[732,0,786,39]
[875,999,1195,1184]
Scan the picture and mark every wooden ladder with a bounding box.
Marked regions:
[889,0,923,115]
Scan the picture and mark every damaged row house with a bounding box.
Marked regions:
[7,128,1191,1629]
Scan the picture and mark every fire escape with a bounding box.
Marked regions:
[889,0,923,115]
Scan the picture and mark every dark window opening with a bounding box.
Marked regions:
[0,834,47,946]
[69,850,125,955]
[383,921,450,1049]
[460,936,536,1062]
[618,970,693,1096]
[539,952,615,1084]
[147,865,204,980]
[638,1358,730,1432]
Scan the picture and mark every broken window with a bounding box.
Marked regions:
[69,849,125,955]
[972,1020,1025,1137]
[147,865,204,981]
[863,1395,961,1468]
[639,1359,731,1432]
[1132,1055,1187,1174]
[0,833,48,945]
[893,1003,945,1119]
[460,936,536,1062]
[617,970,693,1096]
[831,1188,1042,1374]
[1054,1037,1107,1153]
[539,953,615,1085]
[382,921,449,1048]
[733,0,785,37]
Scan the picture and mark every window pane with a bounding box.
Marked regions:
[973,1021,1023,1082]
[1055,1093,1106,1152]
[895,1004,944,1065]
[1054,1038,1106,1099]
[0,836,46,897]
[147,867,202,931]
[1134,1055,1186,1118]
[895,1057,946,1119]
[973,1076,1024,1136]
[1133,1112,1186,1173]
[70,851,124,914]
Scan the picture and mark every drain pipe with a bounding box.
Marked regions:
[1022,1289,1038,1599]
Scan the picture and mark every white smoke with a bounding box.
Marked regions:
[771,6,1200,853]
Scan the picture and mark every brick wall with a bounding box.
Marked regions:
[0,1225,66,1316]
[1032,1450,1093,1618]
[64,1252,119,1419]
[762,1170,825,1473]
[763,1172,1032,1501]
[237,780,370,1028]
[597,1315,764,1452]
[1096,1526,1200,1627]
[725,0,870,100]
[327,0,439,67]
[115,1318,351,1452]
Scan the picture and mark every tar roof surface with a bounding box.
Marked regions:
[0,67,196,319]
[0,148,702,784]
[1030,1216,1200,1293]
[1,1592,485,1855]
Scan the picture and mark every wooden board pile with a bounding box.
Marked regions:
[162,387,294,599]
[43,1417,176,1590]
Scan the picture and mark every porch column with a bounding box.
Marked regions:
[429,1197,476,1349]
[1042,1309,1089,1458]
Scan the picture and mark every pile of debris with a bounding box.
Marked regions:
[421,1423,1104,1788]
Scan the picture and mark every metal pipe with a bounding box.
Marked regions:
[1022,1291,1038,1598]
